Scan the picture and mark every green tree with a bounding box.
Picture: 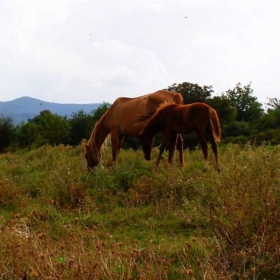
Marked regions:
[0,116,14,153]
[250,97,280,145]
[167,82,213,103]
[15,121,37,150]
[262,97,280,129]
[91,102,111,123]
[31,110,70,147]
[222,82,263,122]
[68,110,93,145]
[208,96,237,126]
[222,121,253,138]
[266,97,280,111]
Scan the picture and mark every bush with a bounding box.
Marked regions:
[209,144,280,279]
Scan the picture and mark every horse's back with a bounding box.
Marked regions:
[108,90,180,118]
[101,90,183,136]
[102,94,153,135]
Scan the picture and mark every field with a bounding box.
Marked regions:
[0,143,280,279]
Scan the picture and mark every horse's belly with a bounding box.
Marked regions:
[121,125,142,137]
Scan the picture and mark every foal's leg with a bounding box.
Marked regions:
[156,132,170,167]
[167,133,178,165]
[176,134,184,167]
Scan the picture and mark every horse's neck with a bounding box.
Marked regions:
[89,121,109,153]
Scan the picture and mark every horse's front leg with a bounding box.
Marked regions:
[111,131,122,165]
[117,135,124,155]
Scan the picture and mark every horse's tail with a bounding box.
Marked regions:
[209,108,222,142]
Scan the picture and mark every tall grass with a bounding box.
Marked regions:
[0,143,280,279]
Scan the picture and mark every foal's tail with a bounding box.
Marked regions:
[209,108,222,142]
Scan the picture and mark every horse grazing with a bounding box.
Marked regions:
[139,102,222,171]
[84,90,184,170]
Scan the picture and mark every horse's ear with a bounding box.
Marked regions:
[173,93,183,105]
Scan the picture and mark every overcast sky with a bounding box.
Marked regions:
[0,0,279,106]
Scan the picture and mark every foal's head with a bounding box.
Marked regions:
[139,133,153,161]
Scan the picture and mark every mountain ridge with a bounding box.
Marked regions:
[0,96,102,124]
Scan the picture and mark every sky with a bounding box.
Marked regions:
[0,0,280,106]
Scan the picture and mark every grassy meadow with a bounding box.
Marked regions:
[0,143,280,279]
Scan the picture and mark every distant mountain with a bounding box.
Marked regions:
[0,96,101,125]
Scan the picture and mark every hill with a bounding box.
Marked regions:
[0,96,101,124]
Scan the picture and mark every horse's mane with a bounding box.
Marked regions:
[89,122,98,142]
[89,119,110,149]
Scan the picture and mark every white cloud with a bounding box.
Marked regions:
[0,0,280,106]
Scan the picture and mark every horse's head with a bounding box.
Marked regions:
[83,142,100,171]
[139,133,153,161]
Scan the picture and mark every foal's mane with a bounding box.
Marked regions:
[137,102,179,127]
[145,103,179,125]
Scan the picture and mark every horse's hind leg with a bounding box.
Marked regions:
[196,131,208,162]
[206,126,220,172]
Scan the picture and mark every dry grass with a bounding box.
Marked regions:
[0,143,280,279]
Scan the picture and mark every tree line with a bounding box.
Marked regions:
[1,82,280,153]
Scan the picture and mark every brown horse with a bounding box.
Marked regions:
[84,90,184,170]
[139,102,222,171]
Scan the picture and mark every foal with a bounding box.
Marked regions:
[139,102,222,171]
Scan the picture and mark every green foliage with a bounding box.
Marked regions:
[222,82,264,122]
[0,116,14,153]
[68,110,94,145]
[249,129,280,146]
[167,81,213,103]
[15,121,37,149]
[68,103,111,145]
[255,107,280,132]
[223,120,254,138]
[30,110,70,147]
[3,81,280,151]
[91,102,111,122]
[266,97,280,111]
[207,95,237,125]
